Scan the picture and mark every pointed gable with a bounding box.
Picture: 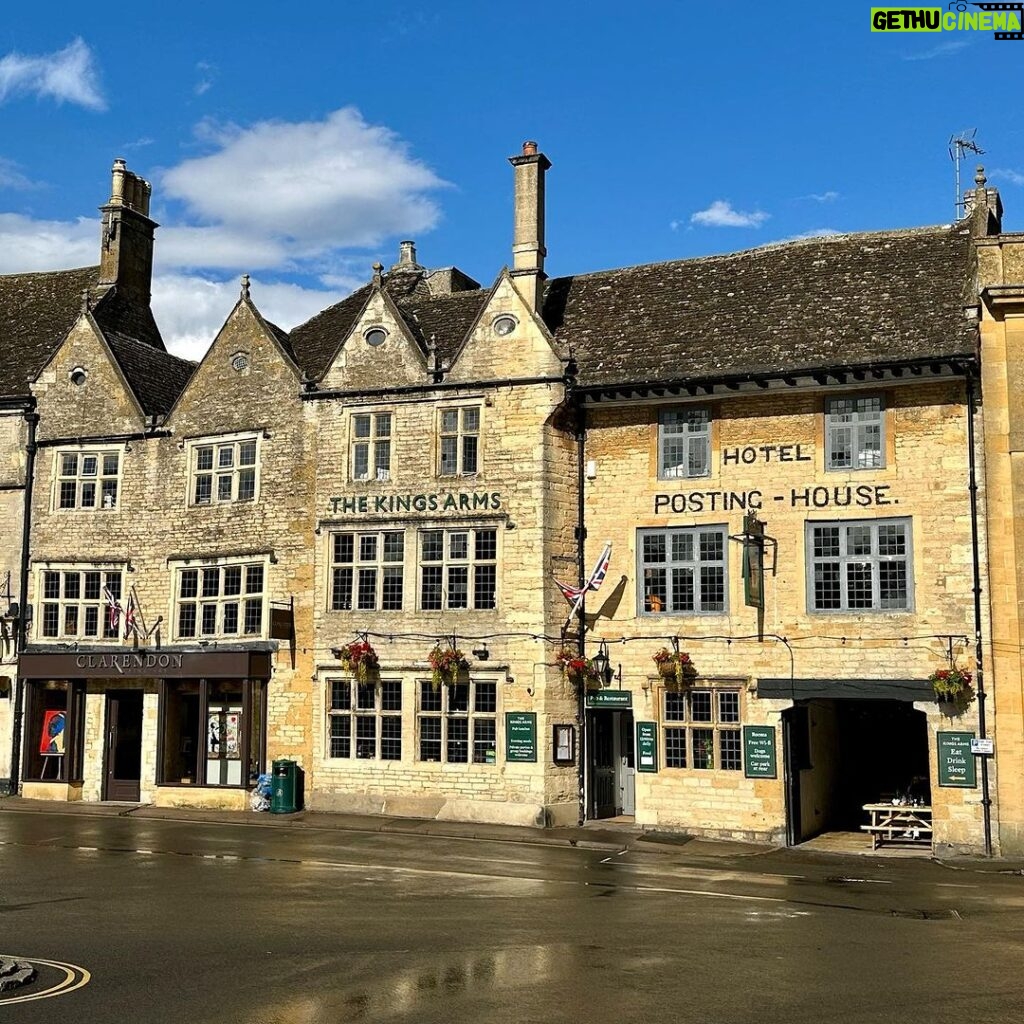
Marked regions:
[445,269,563,382]
[166,293,300,436]
[32,312,146,440]
[315,284,429,392]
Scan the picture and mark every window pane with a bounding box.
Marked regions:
[63,605,78,634]
[383,532,404,562]
[381,717,402,761]
[359,535,378,561]
[353,414,371,438]
[64,573,81,600]
[101,480,118,508]
[194,475,212,504]
[381,681,402,712]
[224,566,242,595]
[376,413,392,437]
[718,691,740,723]
[474,565,496,610]
[720,729,742,771]
[44,572,60,599]
[178,604,196,638]
[217,475,233,501]
[201,604,218,634]
[81,456,98,476]
[441,410,458,433]
[664,691,686,722]
[332,567,353,610]
[879,561,908,609]
[196,446,213,471]
[84,572,101,600]
[330,716,351,758]
[59,481,77,508]
[238,440,257,466]
[180,570,198,599]
[333,534,354,564]
[475,682,497,714]
[61,454,78,476]
[103,454,119,476]
[447,717,468,763]
[222,602,239,634]
[693,728,714,769]
[356,682,376,710]
[246,565,264,594]
[42,604,59,637]
[447,566,468,609]
[238,469,256,501]
[473,719,496,764]
[243,599,262,634]
[665,728,686,768]
[353,443,369,480]
[420,717,442,761]
[644,567,667,613]
[461,435,478,474]
[448,683,469,714]
[421,531,443,562]
[421,566,443,610]
[218,446,234,468]
[699,566,725,612]
[357,568,377,610]
[84,606,99,636]
[449,533,468,560]
[691,690,712,723]
[669,567,693,612]
[439,436,457,475]
[202,568,220,597]
[329,680,351,711]
[846,561,873,609]
[462,407,480,432]
[382,567,403,610]
[420,681,442,713]
[475,530,496,560]
[813,562,841,609]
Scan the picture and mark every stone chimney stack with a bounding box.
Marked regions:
[508,140,551,312]
[963,165,1003,237]
[98,158,158,305]
[389,239,423,274]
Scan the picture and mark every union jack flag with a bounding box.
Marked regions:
[123,590,139,639]
[553,542,613,605]
[102,586,120,632]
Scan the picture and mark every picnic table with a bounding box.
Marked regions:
[860,803,933,849]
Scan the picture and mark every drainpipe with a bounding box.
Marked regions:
[965,373,993,857]
[573,380,589,827]
[9,409,38,795]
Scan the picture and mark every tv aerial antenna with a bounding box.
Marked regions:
[949,130,985,219]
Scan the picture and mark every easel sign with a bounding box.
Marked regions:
[39,709,66,778]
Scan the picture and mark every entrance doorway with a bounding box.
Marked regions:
[586,710,635,819]
[783,698,929,844]
[104,690,144,802]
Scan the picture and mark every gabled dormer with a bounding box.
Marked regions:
[315,265,430,391]
[165,276,299,437]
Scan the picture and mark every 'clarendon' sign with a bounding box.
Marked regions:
[329,491,502,515]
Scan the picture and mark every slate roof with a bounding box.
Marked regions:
[544,225,977,388]
[287,224,976,389]
[0,266,99,398]
[102,331,195,417]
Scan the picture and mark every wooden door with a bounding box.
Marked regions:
[588,711,616,819]
[104,691,143,802]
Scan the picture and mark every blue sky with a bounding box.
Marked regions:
[1,2,1021,359]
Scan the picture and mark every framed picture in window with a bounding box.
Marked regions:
[553,724,576,765]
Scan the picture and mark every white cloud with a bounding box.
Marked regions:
[160,107,447,255]
[0,38,105,110]
[152,273,351,362]
[0,158,36,190]
[801,190,839,204]
[0,213,98,272]
[0,107,447,352]
[194,61,216,97]
[991,168,1024,186]
[690,200,769,229]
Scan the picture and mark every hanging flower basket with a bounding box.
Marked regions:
[555,648,600,690]
[930,667,975,715]
[428,644,468,689]
[339,640,379,682]
[652,648,699,686]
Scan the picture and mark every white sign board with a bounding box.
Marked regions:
[970,737,994,755]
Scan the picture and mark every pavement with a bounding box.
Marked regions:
[2,793,1022,872]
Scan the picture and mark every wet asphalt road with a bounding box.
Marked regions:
[1,810,1023,1024]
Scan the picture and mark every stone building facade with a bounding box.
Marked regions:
[2,148,1020,855]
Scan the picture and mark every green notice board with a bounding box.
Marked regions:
[585,689,632,708]
[743,725,777,779]
[636,721,658,773]
[937,731,976,788]
[505,712,537,763]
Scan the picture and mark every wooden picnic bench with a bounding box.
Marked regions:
[860,803,933,850]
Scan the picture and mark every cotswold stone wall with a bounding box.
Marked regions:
[583,381,987,848]
[29,302,315,791]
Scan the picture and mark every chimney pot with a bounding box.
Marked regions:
[975,164,987,188]
[399,240,417,265]
[522,141,538,156]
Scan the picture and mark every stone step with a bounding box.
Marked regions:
[0,958,36,992]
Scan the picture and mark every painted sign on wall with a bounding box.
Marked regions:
[937,731,977,788]
[743,725,777,779]
[505,712,537,763]
[636,721,658,773]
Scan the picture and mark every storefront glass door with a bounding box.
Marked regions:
[104,690,143,801]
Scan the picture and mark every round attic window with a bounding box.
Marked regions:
[69,367,88,386]
[231,352,250,372]
[493,315,517,337]
[364,327,388,347]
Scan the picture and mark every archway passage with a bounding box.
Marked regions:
[784,699,930,844]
